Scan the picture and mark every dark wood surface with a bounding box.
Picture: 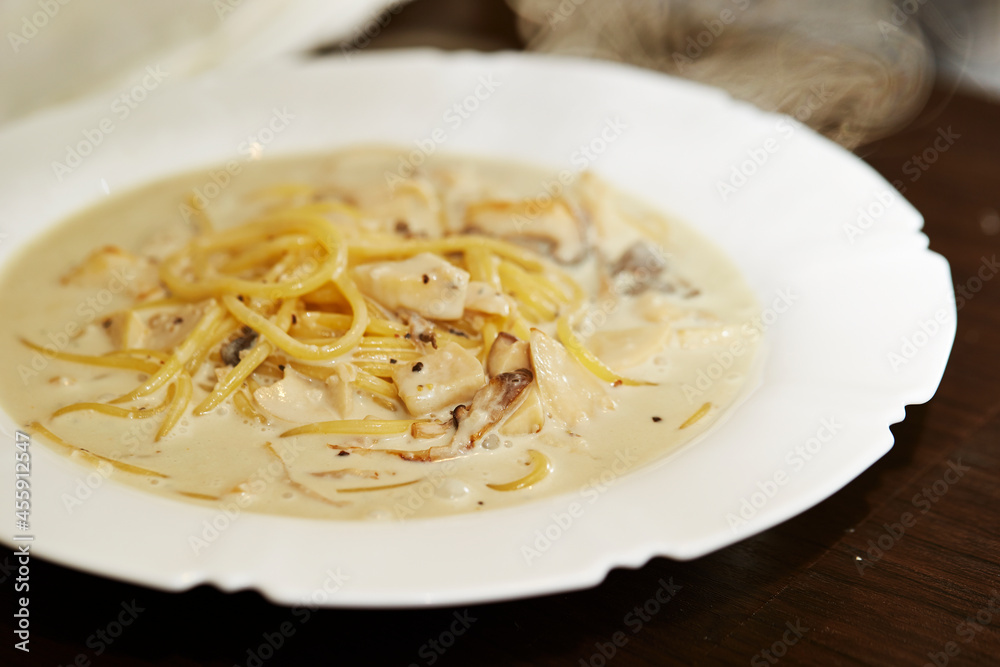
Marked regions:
[4,2,1000,665]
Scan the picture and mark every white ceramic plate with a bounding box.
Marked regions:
[0,0,407,123]
[0,51,955,607]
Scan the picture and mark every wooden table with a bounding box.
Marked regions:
[3,2,999,665]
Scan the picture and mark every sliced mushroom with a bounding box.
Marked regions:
[389,341,486,415]
[464,281,510,316]
[486,332,530,377]
[450,368,534,449]
[464,198,587,264]
[61,245,161,298]
[530,328,613,427]
[587,325,672,371]
[610,240,668,296]
[353,252,470,320]
[486,332,542,435]
[254,367,341,422]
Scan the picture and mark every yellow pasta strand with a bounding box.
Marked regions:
[556,315,650,386]
[281,419,422,437]
[486,450,552,491]
[679,402,712,430]
[156,374,192,441]
[53,383,176,419]
[222,275,367,361]
[19,338,162,374]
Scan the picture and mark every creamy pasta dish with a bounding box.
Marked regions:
[0,148,760,519]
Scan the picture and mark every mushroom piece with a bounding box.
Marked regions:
[486,332,543,436]
[530,328,613,427]
[464,198,587,264]
[353,253,470,320]
[450,368,534,449]
[390,342,486,416]
[610,240,668,296]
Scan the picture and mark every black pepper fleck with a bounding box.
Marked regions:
[101,319,112,328]
[173,317,184,325]
[422,274,430,284]
[390,358,397,364]
[477,501,484,505]
[291,314,298,324]
[412,362,424,372]
[652,416,662,422]
[337,450,350,457]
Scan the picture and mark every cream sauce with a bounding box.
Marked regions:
[0,148,760,520]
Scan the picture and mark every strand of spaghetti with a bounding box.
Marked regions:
[281,419,421,437]
[351,361,394,378]
[53,383,176,419]
[222,276,367,361]
[28,421,168,477]
[160,217,345,300]
[352,370,398,400]
[110,301,225,403]
[220,235,317,274]
[679,402,712,429]
[296,311,404,337]
[232,389,267,424]
[336,479,421,494]
[193,299,296,415]
[351,349,421,363]
[185,316,240,375]
[498,262,560,321]
[193,341,272,415]
[480,318,500,362]
[103,348,172,362]
[465,245,499,289]
[555,315,650,386]
[156,373,192,440]
[358,337,417,351]
[19,338,162,374]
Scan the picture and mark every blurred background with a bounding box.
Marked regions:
[2,0,998,150]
